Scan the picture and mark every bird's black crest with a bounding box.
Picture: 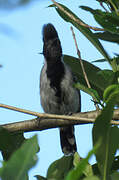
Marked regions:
[42,23,58,42]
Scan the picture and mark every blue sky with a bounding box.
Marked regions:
[0,0,119,179]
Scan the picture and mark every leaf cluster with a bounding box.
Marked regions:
[36,0,119,180]
[0,131,39,180]
[1,0,119,179]
[36,87,119,180]
[51,0,119,107]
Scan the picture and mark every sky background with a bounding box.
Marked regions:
[0,0,119,179]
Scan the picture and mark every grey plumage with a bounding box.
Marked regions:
[40,23,81,155]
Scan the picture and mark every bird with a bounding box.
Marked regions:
[40,23,81,155]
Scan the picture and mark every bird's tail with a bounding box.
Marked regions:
[59,126,77,156]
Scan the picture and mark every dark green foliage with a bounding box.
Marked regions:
[80,6,119,34]
[0,135,39,180]
[65,149,99,180]
[35,175,47,180]
[111,172,119,180]
[0,127,25,161]
[50,3,111,64]
[36,152,99,180]
[94,32,119,44]
[1,0,119,179]
[64,55,119,103]
[35,155,74,180]
[93,87,119,179]
[49,1,119,180]
[64,55,108,100]
[47,155,74,180]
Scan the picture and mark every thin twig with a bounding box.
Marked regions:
[51,0,104,31]
[70,27,99,110]
[71,26,91,89]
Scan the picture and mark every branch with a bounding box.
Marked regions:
[0,103,119,133]
[51,0,104,31]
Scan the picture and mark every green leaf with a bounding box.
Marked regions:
[111,172,119,180]
[73,152,94,178]
[92,57,119,72]
[51,3,110,63]
[47,155,74,180]
[65,144,99,180]
[95,11,119,34]
[83,176,100,180]
[0,135,39,180]
[97,70,116,85]
[92,89,119,179]
[64,55,110,99]
[0,127,25,161]
[73,152,81,167]
[75,83,101,103]
[103,84,119,102]
[83,163,94,178]
[91,59,107,63]
[95,31,119,44]
[111,0,119,7]
[80,6,119,34]
[107,0,119,14]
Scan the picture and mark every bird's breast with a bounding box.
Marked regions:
[40,63,80,114]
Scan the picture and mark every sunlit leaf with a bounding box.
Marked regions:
[65,143,99,180]
[103,84,119,102]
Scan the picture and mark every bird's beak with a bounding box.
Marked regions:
[38,52,43,55]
